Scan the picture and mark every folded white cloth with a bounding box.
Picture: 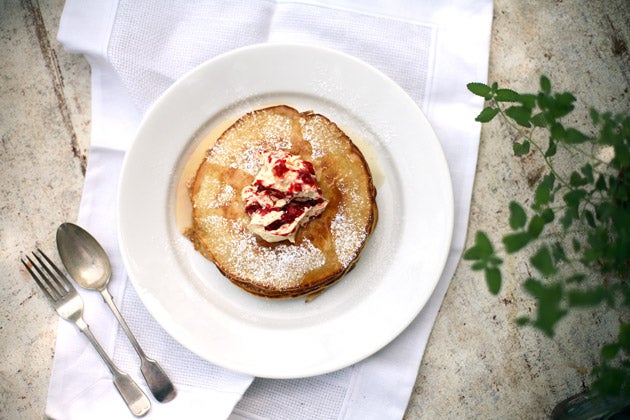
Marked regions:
[50,1,492,419]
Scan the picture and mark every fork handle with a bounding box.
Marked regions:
[76,319,151,417]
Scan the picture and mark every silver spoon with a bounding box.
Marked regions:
[56,222,177,403]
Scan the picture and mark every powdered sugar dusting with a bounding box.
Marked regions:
[208,111,294,175]
[330,176,369,268]
[301,115,344,159]
[300,118,323,158]
[194,178,235,209]
[201,215,326,289]
[331,206,367,268]
[237,145,267,175]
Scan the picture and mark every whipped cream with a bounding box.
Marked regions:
[242,150,328,243]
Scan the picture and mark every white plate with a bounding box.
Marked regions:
[118,44,453,379]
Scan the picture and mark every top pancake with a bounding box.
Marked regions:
[188,105,377,299]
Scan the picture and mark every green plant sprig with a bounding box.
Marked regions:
[464,76,630,397]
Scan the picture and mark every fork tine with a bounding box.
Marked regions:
[36,248,72,292]
[31,253,65,300]
[21,255,59,302]
[32,251,68,300]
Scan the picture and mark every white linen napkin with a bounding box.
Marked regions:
[50,1,493,419]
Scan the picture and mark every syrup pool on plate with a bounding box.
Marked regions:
[174,117,237,233]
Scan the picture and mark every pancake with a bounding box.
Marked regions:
[187,105,377,299]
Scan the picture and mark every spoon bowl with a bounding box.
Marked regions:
[56,223,111,291]
[57,222,177,403]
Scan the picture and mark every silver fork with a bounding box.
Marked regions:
[21,249,151,417]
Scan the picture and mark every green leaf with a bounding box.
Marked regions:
[581,164,594,183]
[535,174,555,206]
[564,189,587,209]
[584,210,596,228]
[544,92,576,119]
[545,138,557,157]
[583,229,609,265]
[551,92,576,118]
[515,316,530,326]
[572,237,581,252]
[518,94,537,108]
[541,208,555,223]
[540,75,551,94]
[522,278,567,337]
[505,105,532,127]
[569,171,588,187]
[467,82,492,98]
[535,182,551,205]
[463,246,480,261]
[571,238,582,252]
[464,231,496,262]
[551,242,567,262]
[568,287,608,307]
[614,144,630,167]
[589,108,600,125]
[503,232,531,253]
[531,112,547,128]
[564,128,589,144]
[595,174,607,191]
[471,261,486,270]
[513,141,530,156]
[560,210,574,229]
[591,365,627,395]
[523,279,544,297]
[475,106,499,122]
[601,343,621,361]
[474,231,494,259]
[537,93,551,111]
[550,123,565,140]
[495,88,521,102]
[530,246,557,276]
[595,201,612,223]
[565,273,586,283]
[485,267,502,295]
[509,201,527,230]
[528,215,545,238]
[616,183,630,202]
[489,256,504,266]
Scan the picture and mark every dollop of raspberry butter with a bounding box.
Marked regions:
[241,150,328,243]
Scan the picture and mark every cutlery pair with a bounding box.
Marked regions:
[21,223,176,416]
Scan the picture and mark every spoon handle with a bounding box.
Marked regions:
[101,288,177,403]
